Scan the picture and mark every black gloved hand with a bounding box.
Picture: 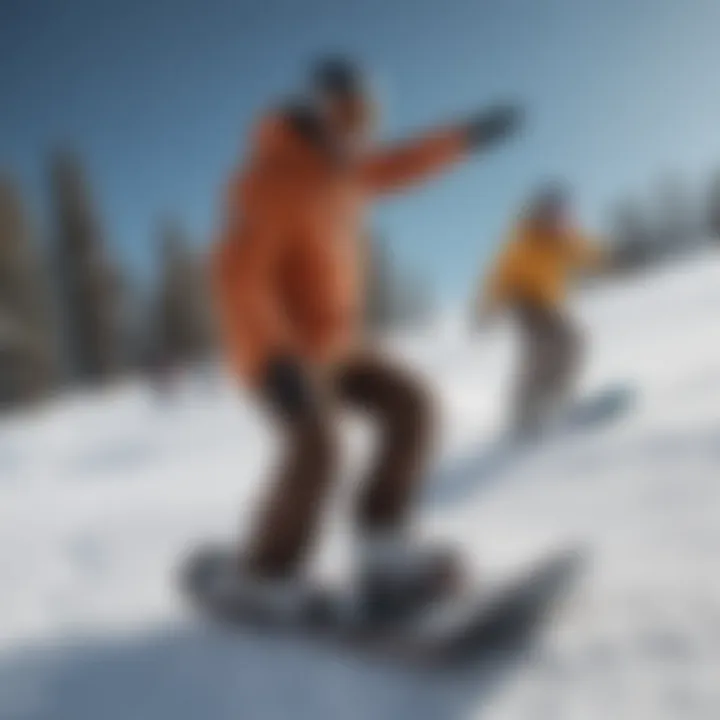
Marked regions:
[263,356,314,420]
[465,104,524,150]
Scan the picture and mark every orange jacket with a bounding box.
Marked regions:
[212,112,467,384]
[482,219,603,312]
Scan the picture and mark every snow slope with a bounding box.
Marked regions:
[1,252,720,719]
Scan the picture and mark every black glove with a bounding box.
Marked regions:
[465,104,524,150]
[263,356,314,420]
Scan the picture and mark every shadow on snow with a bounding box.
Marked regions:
[0,621,541,720]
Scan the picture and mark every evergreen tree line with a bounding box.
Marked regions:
[610,173,720,273]
[5,152,718,408]
[0,153,216,407]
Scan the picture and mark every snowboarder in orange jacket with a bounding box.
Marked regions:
[210,57,523,620]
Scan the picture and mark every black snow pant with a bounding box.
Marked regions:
[244,354,434,579]
[512,302,583,436]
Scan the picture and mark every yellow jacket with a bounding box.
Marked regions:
[482,219,603,312]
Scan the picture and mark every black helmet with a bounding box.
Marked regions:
[532,181,569,217]
[310,56,366,101]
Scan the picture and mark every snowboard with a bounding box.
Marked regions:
[180,545,586,668]
[564,382,636,432]
[427,382,636,507]
[507,381,636,451]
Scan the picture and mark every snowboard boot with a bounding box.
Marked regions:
[181,545,335,629]
[353,534,464,629]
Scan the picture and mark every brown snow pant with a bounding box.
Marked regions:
[513,303,583,435]
[245,354,434,579]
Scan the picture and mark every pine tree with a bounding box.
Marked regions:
[153,222,215,368]
[364,233,434,332]
[611,200,653,272]
[706,171,720,242]
[400,272,434,327]
[0,176,56,404]
[50,152,124,383]
[364,234,397,333]
[654,176,694,256]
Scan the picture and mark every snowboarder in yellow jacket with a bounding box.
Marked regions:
[476,184,606,436]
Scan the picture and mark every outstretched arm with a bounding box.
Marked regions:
[567,231,608,271]
[474,240,521,323]
[360,104,524,195]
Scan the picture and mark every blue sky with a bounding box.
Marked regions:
[3,0,720,300]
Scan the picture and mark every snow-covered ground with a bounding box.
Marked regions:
[1,252,720,719]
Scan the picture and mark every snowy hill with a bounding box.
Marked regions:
[1,252,720,719]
